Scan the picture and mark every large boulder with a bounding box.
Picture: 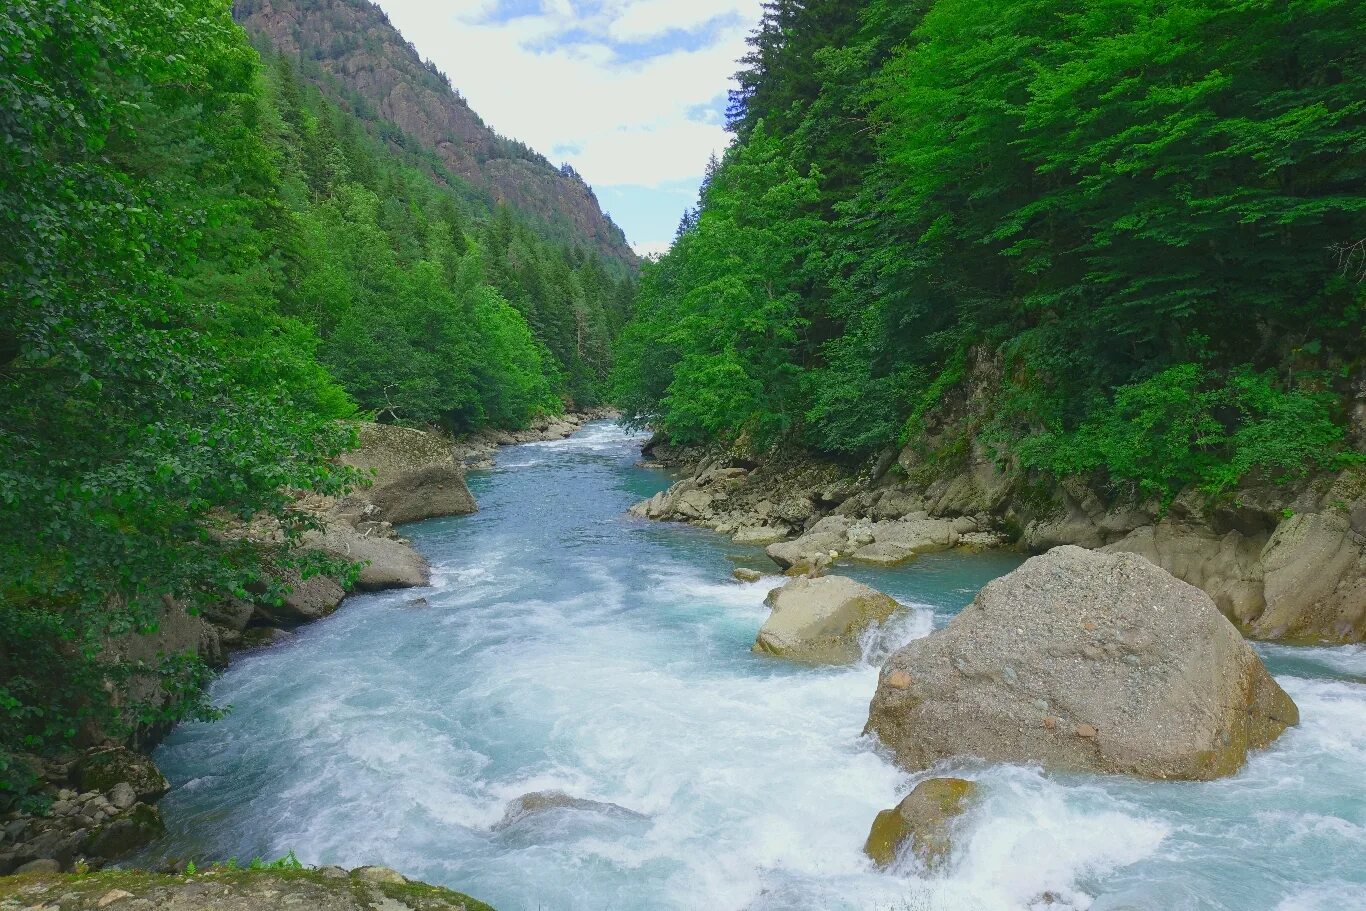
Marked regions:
[753,575,900,664]
[1252,511,1366,642]
[340,423,477,526]
[866,546,1298,780]
[305,526,429,591]
[864,777,979,870]
[250,567,345,627]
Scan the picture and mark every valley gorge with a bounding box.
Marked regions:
[3,0,1364,908]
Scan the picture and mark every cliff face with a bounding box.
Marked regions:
[234,0,636,270]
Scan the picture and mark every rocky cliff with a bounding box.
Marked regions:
[233,0,635,270]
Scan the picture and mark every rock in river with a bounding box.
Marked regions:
[866,546,1298,780]
[492,791,646,832]
[864,777,979,870]
[754,575,900,664]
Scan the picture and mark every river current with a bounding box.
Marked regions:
[148,422,1366,911]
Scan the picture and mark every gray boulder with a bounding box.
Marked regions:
[340,422,477,526]
[866,546,1298,780]
[305,525,429,591]
[754,575,900,664]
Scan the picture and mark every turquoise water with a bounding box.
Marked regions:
[148,423,1366,911]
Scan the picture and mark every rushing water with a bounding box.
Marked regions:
[148,422,1366,911]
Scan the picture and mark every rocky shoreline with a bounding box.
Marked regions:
[0,409,614,879]
[0,864,495,911]
[631,430,1366,644]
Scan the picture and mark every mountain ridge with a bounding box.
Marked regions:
[234,0,637,270]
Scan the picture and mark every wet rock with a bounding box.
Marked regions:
[864,778,979,870]
[753,575,900,665]
[732,568,765,583]
[866,546,1298,780]
[492,791,646,831]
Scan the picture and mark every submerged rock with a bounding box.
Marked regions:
[864,778,979,870]
[753,575,900,664]
[866,546,1298,780]
[492,791,646,832]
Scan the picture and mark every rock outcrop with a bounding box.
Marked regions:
[753,576,900,664]
[0,865,497,911]
[630,420,1366,644]
[866,546,1298,780]
[863,778,979,870]
[339,422,477,526]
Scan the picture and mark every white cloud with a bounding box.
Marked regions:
[371,0,763,249]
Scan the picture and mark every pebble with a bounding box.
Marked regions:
[1076,723,1099,739]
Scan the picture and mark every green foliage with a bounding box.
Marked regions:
[617,0,1365,486]
[0,0,629,796]
[1017,365,1350,502]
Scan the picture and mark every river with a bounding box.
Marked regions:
[146,422,1366,911]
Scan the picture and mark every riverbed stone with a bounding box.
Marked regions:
[864,778,979,870]
[754,575,900,664]
[866,546,1298,780]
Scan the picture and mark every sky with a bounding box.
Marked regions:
[371,0,766,257]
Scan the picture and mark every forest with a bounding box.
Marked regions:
[615,0,1365,502]
[0,0,631,789]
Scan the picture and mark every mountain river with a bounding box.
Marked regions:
[146,422,1366,911]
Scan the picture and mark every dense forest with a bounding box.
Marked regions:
[616,0,1366,502]
[0,0,631,791]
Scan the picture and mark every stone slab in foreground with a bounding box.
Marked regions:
[866,546,1298,780]
[0,867,495,911]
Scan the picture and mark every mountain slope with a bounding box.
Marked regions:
[234,0,636,270]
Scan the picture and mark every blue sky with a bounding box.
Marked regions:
[371,0,764,256]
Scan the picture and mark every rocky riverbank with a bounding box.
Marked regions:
[0,864,496,911]
[632,429,1366,644]
[1,410,614,876]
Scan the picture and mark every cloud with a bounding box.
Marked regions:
[372,0,763,251]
